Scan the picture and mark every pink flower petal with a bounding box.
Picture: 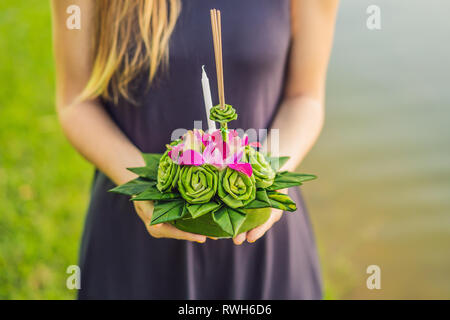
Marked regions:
[202,132,211,146]
[180,149,204,166]
[168,144,184,164]
[203,146,225,168]
[203,142,215,155]
[211,130,223,143]
[202,143,216,163]
[249,141,262,148]
[193,129,204,144]
[213,140,229,160]
[228,163,253,177]
[233,150,244,163]
[228,130,239,141]
[242,135,249,146]
[228,136,242,151]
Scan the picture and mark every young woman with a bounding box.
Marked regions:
[51,0,338,299]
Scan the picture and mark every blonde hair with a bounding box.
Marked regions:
[80,0,181,103]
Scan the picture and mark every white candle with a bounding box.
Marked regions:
[201,65,217,132]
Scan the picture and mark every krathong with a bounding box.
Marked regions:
[109,9,317,238]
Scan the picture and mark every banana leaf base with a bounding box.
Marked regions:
[170,208,272,238]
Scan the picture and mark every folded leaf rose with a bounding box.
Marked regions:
[156,151,180,192]
[209,104,238,123]
[244,147,275,188]
[178,165,219,204]
[218,167,256,208]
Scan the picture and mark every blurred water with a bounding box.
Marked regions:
[301,0,450,299]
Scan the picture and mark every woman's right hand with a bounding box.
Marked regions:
[133,201,207,243]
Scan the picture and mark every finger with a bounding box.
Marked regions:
[247,210,283,243]
[233,232,247,245]
[246,217,274,243]
[272,209,283,222]
[149,222,163,229]
[151,223,207,243]
[136,201,154,222]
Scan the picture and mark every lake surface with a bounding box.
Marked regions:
[300,0,450,299]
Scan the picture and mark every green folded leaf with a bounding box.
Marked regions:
[109,178,156,196]
[150,199,186,225]
[178,165,219,204]
[171,207,272,238]
[168,139,182,147]
[267,191,297,212]
[245,148,276,188]
[127,166,158,180]
[266,171,317,191]
[142,153,163,167]
[171,211,231,238]
[156,151,180,192]
[111,153,162,193]
[218,167,256,208]
[186,201,221,219]
[265,156,290,172]
[243,200,269,209]
[237,208,272,234]
[280,171,317,182]
[132,187,180,201]
[209,104,238,123]
[126,153,162,181]
[212,206,246,237]
[243,189,272,209]
[256,189,270,203]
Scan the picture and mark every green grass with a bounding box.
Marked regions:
[0,1,91,299]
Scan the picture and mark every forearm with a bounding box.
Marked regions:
[266,95,324,172]
[57,100,145,185]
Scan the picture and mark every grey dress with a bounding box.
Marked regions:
[78,0,322,299]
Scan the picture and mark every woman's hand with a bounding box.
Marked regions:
[233,208,283,245]
[233,188,288,245]
[133,201,207,243]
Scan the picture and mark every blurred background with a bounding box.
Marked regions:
[0,0,449,299]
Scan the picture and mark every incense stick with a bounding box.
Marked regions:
[210,9,225,109]
[210,10,220,105]
[217,11,225,108]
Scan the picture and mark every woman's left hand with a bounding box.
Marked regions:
[233,188,289,244]
[233,208,283,245]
